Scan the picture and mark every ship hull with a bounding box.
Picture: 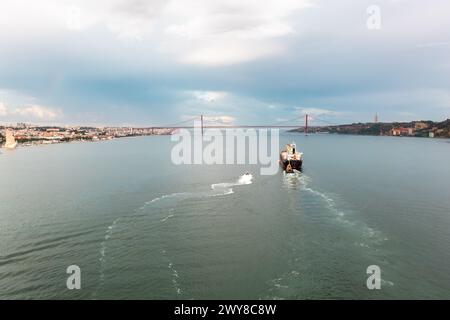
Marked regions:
[280,159,303,172]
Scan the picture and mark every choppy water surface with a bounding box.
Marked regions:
[1,133,450,299]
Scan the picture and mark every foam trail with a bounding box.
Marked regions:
[168,261,182,295]
[139,193,189,211]
[282,171,309,190]
[211,173,253,194]
[161,214,174,222]
[301,177,387,245]
[92,217,120,298]
[138,175,253,211]
[94,173,253,297]
[99,219,119,265]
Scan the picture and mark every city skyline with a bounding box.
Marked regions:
[1,0,450,126]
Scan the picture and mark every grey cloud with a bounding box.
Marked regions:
[0,0,449,125]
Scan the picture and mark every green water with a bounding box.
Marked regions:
[1,133,450,299]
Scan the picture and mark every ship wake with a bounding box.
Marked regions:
[95,173,253,296]
[301,177,387,247]
[211,173,253,195]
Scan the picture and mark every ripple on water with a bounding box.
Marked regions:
[300,176,388,247]
[93,174,255,298]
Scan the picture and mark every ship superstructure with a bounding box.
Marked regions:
[280,142,303,173]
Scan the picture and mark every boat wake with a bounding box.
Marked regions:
[211,173,253,195]
[94,173,254,297]
[167,257,182,295]
[93,217,120,298]
[135,173,253,212]
[282,170,309,190]
[300,177,387,246]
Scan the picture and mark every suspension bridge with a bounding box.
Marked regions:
[147,114,340,135]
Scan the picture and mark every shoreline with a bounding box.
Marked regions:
[288,119,450,139]
[294,132,450,139]
[0,132,173,150]
[0,125,175,150]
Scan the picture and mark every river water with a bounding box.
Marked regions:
[1,133,449,299]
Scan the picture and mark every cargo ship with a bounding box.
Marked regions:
[280,142,303,173]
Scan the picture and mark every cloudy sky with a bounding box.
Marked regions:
[0,0,449,126]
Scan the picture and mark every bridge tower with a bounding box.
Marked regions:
[305,114,309,136]
[200,115,204,136]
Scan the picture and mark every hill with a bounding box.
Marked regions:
[290,119,450,138]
